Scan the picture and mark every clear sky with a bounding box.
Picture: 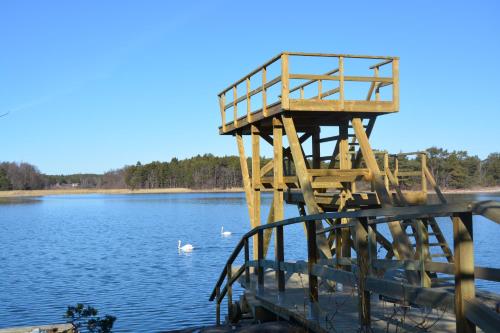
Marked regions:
[1,0,499,174]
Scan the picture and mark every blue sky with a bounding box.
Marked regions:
[1,0,499,174]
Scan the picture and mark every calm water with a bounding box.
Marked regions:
[0,192,499,331]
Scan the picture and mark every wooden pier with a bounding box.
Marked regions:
[210,52,500,332]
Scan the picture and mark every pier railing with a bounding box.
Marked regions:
[210,201,500,332]
[218,52,399,134]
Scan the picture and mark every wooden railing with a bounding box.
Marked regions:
[209,201,500,332]
[218,52,399,133]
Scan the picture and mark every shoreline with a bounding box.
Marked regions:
[0,187,499,198]
[0,187,245,198]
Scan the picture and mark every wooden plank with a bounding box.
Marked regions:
[339,57,344,110]
[369,59,393,69]
[288,68,339,94]
[472,200,500,224]
[454,212,476,333]
[244,238,250,284]
[289,74,393,83]
[311,264,356,286]
[288,99,396,112]
[233,86,238,128]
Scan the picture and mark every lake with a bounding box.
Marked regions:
[0,192,499,331]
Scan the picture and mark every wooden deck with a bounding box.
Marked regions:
[218,52,399,135]
[239,269,463,333]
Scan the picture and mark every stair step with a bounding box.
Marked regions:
[411,243,446,247]
[431,253,449,258]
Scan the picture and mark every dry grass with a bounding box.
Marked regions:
[0,187,244,198]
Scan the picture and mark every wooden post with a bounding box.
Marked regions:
[262,67,267,116]
[453,212,476,333]
[246,77,251,122]
[339,121,351,262]
[317,79,322,99]
[367,223,377,276]
[219,93,226,133]
[356,217,371,329]
[282,115,332,259]
[392,58,400,111]
[281,53,289,109]
[258,229,264,288]
[312,127,320,169]
[416,219,431,287]
[233,86,238,128]
[374,67,380,102]
[244,238,250,284]
[421,153,427,194]
[339,56,345,110]
[252,125,261,244]
[216,286,220,325]
[384,153,389,191]
[273,118,284,222]
[236,133,256,258]
[227,262,232,319]
[276,225,285,292]
[307,220,318,303]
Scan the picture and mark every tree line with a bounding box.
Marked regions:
[0,149,498,191]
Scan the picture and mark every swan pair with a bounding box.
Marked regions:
[178,226,231,252]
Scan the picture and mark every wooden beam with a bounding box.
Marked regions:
[454,212,476,333]
[251,125,261,261]
[236,133,255,258]
[282,115,332,259]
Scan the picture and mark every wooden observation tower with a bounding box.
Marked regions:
[211,52,500,332]
[218,52,451,272]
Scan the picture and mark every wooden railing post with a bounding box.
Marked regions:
[392,58,399,111]
[227,262,232,319]
[276,225,285,292]
[216,286,220,325]
[453,212,476,333]
[383,153,389,191]
[374,66,380,101]
[219,93,226,133]
[421,153,427,194]
[257,229,264,288]
[281,53,289,109]
[307,221,318,303]
[244,238,250,285]
[339,56,345,110]
[233,86,238,128]
[262,67,267,116]
[246,77,251,122]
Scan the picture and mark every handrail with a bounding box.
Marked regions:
[210,200,500,331]
[209,201,477,300]
[218,52,400,133]
[218,52,283,96]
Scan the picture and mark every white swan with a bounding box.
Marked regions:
[221,226,232,237]
[178,240,194,252]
